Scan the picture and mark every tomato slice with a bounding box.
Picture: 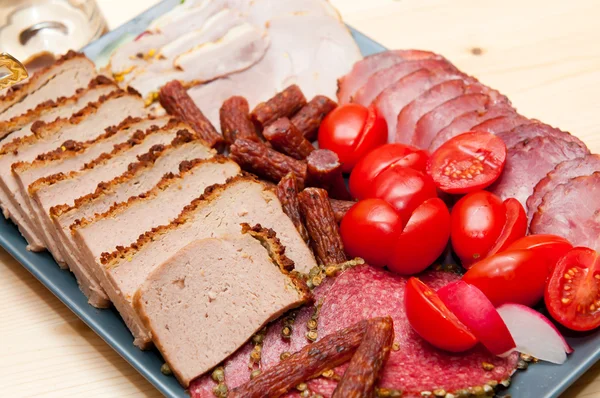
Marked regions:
[450,191,506,267]
[486,198,527,257]
[368,166,437,223]
[462,249,550,307]
[545,248,600,331]
[388,198,450,275]
[340,199,402,267]
[349,143,429,200]
[405,277,478,352]
[318,104,387,173]
[505,234,573,272]
[427,131,507,194]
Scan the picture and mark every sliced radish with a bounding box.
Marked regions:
[437,281,515,356]
[497,303,573,364]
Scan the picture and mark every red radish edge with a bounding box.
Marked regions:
[497,303,573,364]
[437,281,515,356]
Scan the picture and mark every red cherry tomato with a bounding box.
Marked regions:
[388,198,450,275]
[405,277,478,352]
[545,248,600,331]
[340,199,402,267]
[427,131,507,194]
[349,143,429,200]
[368,166,437,223]
[462,249,550,307]
[486,198,527,257]
[505,234,573,272]
[451,191,506,267]
[318,104,387,173]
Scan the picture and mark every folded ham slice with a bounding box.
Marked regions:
[497,122,588,152]
[470,114,532,135]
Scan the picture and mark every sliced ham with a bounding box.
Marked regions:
[497,122,588,152]
[337,49,438,104]
[526,154,600,222]
[489,136,589,208]
[374,68,463,141]
[530,172,600,252]
[352,58,456,106]
[470,114,532,135]
[428,103,516,151]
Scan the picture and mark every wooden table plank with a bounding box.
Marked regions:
[1,0,599,396]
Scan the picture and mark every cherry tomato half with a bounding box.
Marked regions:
[349,143,429,200]
[405,277,478,352]
[463,249,550,307]
[545,248,600,331]
[427,131,507,194]
[451,191,506,267]
[505,234,573,273]
[318,103,387,173]
[486,198,528,257]
[388,198,450,275]
[340,199,402,267]
[369,166,437,223]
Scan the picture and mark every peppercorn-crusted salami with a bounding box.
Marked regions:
[306,149,351,200]
[277,173,310,243]
[526,154,600,222]
[219,96,260,145]
[497,122,588,151]
[470,114,532,135]
[251,85,307,129]
[530,172,600,251]
[488,135,589,208]
[263,117,315,160]
[291,95,337,141]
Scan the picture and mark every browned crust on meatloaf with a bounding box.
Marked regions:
[0,76,118,133]
[49,133,212,219]
[27,122,192,195]
[0,51,90,104]
[100,175,262,267]
[241,223,295,272]
[72,155,233,231]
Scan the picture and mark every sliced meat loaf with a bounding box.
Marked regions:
[470,114,532,135]
[374,67,463,141]
[526,154,600,222]
[488,136,589,209]
[91,177,317,348]
[337,50,439,104]
[74,157,240,287]
[497,122,588,151]
[0,91,146,250]
[0,52,97,121]
[352,58,455,105]
[0,76,117,142]
[51,137,215,308]
[13,117,171,264]
[134,229,311,387]
[428,104,517,151]
[530,172,600,252]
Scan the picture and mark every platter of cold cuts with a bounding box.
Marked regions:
[1,0,600,397]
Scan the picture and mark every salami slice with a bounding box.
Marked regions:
[374,68,463,140]
[428,103,516,151]
[526,154,600,222]
[497,122,588,152]
[337,50,438,104]
[471,114,532,135]
[530,172,600,252]
[488,136,588,208]
[352,58,458,106]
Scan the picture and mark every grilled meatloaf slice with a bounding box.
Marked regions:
[93,177,317,348]
[134,228,312,387]
[0,51,97,121]
[0,91,146,250]
[0,76,118,142]
[14,116,171,265]
[75,157,240,273]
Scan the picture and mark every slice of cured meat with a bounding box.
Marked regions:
[530,172,600,252]
[488,135,589,209]
[337,50,439,104]
[428,103,516,151]
[526,154,600,222]
[470,114,532,135]
[374,68,463,141]
[497,122,588,152]
[352,58,456,106]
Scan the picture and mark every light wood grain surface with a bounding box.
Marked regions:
[1,0,600,397]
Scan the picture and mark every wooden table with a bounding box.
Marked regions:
[2,0,600,396]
